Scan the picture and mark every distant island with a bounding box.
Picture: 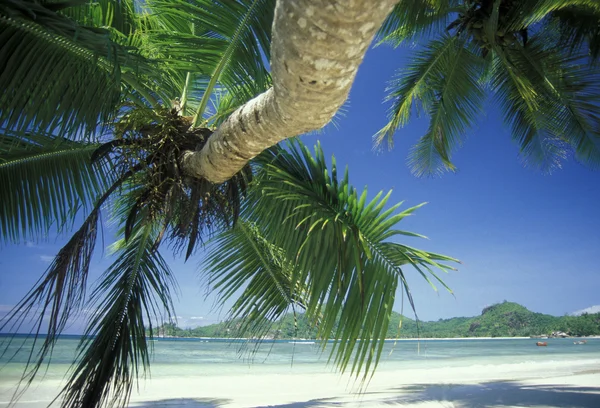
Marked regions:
[151,301,600,340]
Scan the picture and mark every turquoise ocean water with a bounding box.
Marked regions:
[1,336,598,382]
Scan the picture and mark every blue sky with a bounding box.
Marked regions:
[1,44,599,333]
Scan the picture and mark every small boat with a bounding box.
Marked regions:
[536,341,548,346]
[574,340,587,345]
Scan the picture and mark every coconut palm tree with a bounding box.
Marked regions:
[376,0,600,176]
[2,0,401,184]
[1,1,458,407]
[5,0,597,406]
[2,137,456,408]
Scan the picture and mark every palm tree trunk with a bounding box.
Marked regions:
[182,0,398,183]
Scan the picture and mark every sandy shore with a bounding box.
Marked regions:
[2,358,599,408]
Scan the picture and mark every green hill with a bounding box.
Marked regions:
[152,301,600,339]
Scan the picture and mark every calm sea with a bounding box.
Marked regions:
[1,336,598,383]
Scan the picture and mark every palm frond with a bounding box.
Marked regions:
[205,141,458,379]
[0,160,143,399]
[0,207,100,395]
[377,35,487,177]
[0,131,111,244]
[377,0,454,46]
[493,35,600,170]
[204,220,310,339]
[56,0,138,35]
[548,5,600,61]
[146,0,274,125]
[0,0,156,137]
[505,0,600,31]
[59,221,176,408]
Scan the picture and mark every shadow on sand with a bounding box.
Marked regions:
[129,398,230,407]
[253,381,600,408]
[128,382,600,408]
[252,399,342,408]
[385,381,600,407]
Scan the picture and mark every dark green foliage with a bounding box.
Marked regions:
[0,133,111,244]
[0,0,478,406]
[154,314,319,339]
[377,0,600,176]
[202,141,457,378]
[0,0,152,137]
[61,222,176,408]
[156,302,600,339]
[94,108,252,257]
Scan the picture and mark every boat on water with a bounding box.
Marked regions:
[574,340,587,345]
[536,341,548,346]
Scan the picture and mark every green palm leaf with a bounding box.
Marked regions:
[505,0,600,31]
[548,5,600,60]
[205,141,458,379]
[492,36,600,170]
[146,0,274,124]
[59,220,176,408]
[204,220,310,339]
[57,0,138,35]
[377,35,487,177]
[377,0,453,46]
[377,0,600,175]
[0,131,110,244]
[0,0,157,137]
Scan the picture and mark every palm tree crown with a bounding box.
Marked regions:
[377,0,600,176]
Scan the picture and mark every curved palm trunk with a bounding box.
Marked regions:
[182,0,399,183]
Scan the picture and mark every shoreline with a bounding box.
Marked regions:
[4,333,600,341]
[147,335,600,341]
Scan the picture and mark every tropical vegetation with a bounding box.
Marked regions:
[378,0,600,176]
[157,301,600,339]
[0,0,599,407]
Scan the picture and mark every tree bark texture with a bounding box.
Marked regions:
[182,0,399,183]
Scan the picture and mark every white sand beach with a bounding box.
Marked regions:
[2,358,599,408]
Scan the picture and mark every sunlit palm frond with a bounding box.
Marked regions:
[206,141,458,379]
[0,131,111,244]
[377,0,454,46]
[204,220,309,339]
[59,221,176,408]
[377,35,487,177]
[376,36,461,149]
[0,0,160,137]
[378,0,600,175]
[493,35,600,170]
[491,46,564,171]
[512,37,600,167]
[55,0,138,35]
[146,0,274,124]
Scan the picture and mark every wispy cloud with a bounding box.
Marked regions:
[169,316,214,329]
[0,304,15,314]
[571,305,600,316]
[39,255,54,263]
